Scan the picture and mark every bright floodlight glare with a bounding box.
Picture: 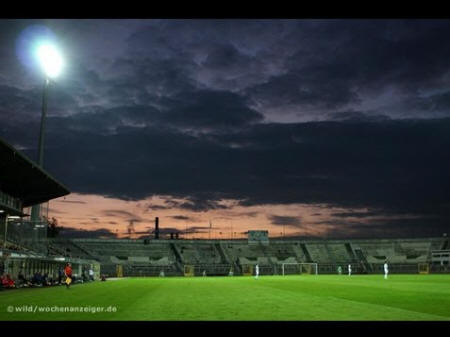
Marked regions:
[36,43,63,78]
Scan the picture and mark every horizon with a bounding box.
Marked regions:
[2,19,450,240]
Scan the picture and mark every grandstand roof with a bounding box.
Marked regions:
[0,137,70,207]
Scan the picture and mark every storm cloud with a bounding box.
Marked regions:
[59,227,116,239]
[269,215,302,228]
[2,19,450,238]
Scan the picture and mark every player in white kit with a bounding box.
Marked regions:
[384,260,389,279]
[255,264,259,279]
[348,264,352,276]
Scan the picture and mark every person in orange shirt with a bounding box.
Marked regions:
[64,263,72,289]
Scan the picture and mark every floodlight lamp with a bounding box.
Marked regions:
[36,43,64,78]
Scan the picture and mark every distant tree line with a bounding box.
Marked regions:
[47,217,60,238]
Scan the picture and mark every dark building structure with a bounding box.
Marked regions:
[0,137,70,251]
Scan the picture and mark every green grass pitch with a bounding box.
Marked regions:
[1,274,450,321]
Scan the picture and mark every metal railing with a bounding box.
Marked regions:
[1,218,48,254]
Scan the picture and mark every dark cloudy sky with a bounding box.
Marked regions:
[1,19,450,239]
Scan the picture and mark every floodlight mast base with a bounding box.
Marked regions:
[3,214,8,249]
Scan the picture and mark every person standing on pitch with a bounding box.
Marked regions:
[255,264,259,279]
[348,264,352,276]
[384,260,389,279]
[64,263,73,289]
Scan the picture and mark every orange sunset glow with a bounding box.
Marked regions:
[43,193,421,240]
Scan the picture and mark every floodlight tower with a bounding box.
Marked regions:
[30,43,64,223]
